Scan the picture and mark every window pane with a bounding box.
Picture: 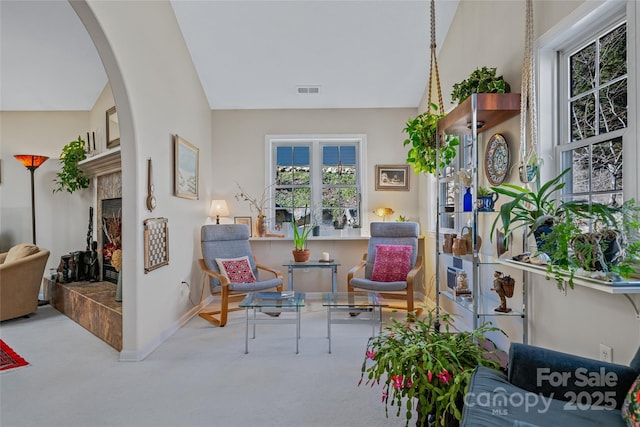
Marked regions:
[592,192,623,207]
[276,147,293,185]
[570,42,596,96]
[599,24,626,83]
[275,188,292,209]
[322,145,357,185]
[339,188,358,208]
[599,79,627,133]
[292,187,311,210]
[570,94,596,141]
[570,146,590,193]
[592,138,623,192]
[293,166,310,185]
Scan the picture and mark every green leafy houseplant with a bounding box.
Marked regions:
[403,103,460,175]
[541,199,640,287]
[53,136,90,193]
[476,186,491,197]
[360,310,503,427]
[490,168,571,249]
[451,66,511,105]
[291,219,313,250]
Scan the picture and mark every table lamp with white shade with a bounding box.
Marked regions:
[209,199,229,224]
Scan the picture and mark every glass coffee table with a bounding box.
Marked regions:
[322,292,387,353]
[282,260,340,293]
[239,291,303,354]
[239,291,387,354]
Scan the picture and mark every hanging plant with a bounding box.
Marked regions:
[403,103,459,175]
[451,66,511,105]
[53,136,90,194]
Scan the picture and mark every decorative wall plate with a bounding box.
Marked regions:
[484,133,509,186]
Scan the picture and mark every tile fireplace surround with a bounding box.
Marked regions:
[45,168,124,351]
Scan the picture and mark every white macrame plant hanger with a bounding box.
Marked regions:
[519,0,538,183]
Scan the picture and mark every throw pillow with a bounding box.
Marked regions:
[371,244,413,282]
[5,243,39,263]
[622,374,640,427]
[215,256,256,283]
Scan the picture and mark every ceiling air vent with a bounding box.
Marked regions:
[296,86,321,94]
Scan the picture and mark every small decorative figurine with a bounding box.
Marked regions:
[87,241,100,282]
[454,271,471,297]
[491,271,514,313]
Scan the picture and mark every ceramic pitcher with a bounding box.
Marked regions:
[452,238,467,256]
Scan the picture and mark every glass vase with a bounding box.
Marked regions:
[463,187,472,212]
[255,215,267,237]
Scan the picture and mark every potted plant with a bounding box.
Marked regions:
[360,309,504,427]
[403,103,460,175]
[291,206,314,262]
[53,136,90,194]
[490,168,571,250]
[476,186,498,212]
[291,218,313,262]
[450,66,511,105]
[519,151,542,183]
[542,199,640,287]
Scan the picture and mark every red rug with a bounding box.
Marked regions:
[0,340,29,371]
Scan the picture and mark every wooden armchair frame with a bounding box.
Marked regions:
[198,257,283,327]
[347,253,423,317]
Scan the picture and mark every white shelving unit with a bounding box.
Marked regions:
[435,93,527,342]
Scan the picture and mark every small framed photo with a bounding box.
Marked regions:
[234,216,252,237]
[375,164,410,191]
[173,135,199,200]
[106,106,120,149]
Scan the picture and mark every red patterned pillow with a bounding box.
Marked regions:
[215,256,256,283]
[371,244,413,282]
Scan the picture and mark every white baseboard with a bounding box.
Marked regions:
[118,295,215,362]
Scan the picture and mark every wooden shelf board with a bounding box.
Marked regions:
[438,93,521,135]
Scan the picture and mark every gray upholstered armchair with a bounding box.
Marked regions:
[199,224,283,327]
[347,222,423,315]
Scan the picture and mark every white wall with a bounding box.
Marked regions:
[211,108,420,225]
[0,111,93,267]
[73,0,213,360]
[433,0,640,363]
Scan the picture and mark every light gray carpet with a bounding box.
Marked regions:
[0,302,416,427]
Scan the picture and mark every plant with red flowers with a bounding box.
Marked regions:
[359,309,504,427]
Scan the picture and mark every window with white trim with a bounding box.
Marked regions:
[558,18,627,207]
[267,136,363,231]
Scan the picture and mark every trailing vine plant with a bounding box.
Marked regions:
[403,103,459,175]
[53,136,90,194]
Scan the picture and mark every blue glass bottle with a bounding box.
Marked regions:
[463,187,472,212]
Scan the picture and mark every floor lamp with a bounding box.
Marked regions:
[14,155,49,244]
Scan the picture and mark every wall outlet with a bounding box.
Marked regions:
[600,344,613,363]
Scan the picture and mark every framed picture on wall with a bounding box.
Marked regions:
[106,106,120,149]
[375,164,410,191]
[173,135,199,200]
[234,216,252,237]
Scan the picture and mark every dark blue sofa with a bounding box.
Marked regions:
[461,342,640,427]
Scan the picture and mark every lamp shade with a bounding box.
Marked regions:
[373,207,394,218]
[209,200,229,217]
[14,155,49,169]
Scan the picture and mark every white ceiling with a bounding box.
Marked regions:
[0,0,458,111]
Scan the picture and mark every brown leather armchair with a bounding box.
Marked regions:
[0,244,50,321]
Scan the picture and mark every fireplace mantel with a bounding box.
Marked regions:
[78,147,121,177]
